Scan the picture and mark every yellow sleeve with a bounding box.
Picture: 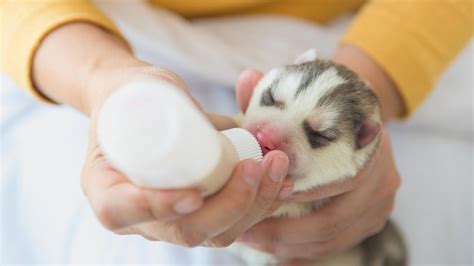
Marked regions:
[341,0,473,117]
[0,0,129,103]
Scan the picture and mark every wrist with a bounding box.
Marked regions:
[82,58,148,115]
[332,44,404,121]
[85,63,190,116]
[32,22,139,113]
[32,22,188,115]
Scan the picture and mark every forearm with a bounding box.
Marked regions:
[32,22,238,131]
[32,22,144,114]
[332,44,403,122]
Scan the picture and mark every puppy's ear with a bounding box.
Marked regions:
[294,48,319,64]
[357,119,381,149]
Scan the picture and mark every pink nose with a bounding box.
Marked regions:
[255,128,286,154]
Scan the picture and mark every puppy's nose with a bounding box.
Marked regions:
[255,128,287,155]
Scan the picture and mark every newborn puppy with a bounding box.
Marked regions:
[231,55,407,266]
[243,57,382,216]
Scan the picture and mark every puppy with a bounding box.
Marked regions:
[230,53,407,266]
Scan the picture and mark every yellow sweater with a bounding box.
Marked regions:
[1,0,472,116]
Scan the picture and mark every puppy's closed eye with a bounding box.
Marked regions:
[260,88,285,109]
[303,121,338,148]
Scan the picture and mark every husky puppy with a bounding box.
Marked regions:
[231,53,407,266]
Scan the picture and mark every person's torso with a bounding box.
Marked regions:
[149,0,366,23]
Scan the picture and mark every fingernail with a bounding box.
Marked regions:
[270,155,288,182]
[242,161,261,187]
[174,196,202,214]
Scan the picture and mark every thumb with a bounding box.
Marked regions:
[235,69,263,113]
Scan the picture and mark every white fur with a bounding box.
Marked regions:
[292,67,345,117]
[273,72,304,103]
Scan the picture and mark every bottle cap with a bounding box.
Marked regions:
[221,128,263,162]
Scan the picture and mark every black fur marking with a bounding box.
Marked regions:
[313,62,379,148]
[361,221,408,266]
[292,60,332,98]
[303,121,339,149]
[268,59,380,149]
[260,87,286,109]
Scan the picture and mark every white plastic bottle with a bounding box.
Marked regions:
[97,80,262,196]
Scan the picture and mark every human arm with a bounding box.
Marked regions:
[0,0,295,246]
[33,20,295,246]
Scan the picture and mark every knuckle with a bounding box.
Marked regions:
[128,189,149,212]
[174,226,206,247]
[95,201,120,230]
[386,170,401,190]
[377,174,401,200]
[133,227,161,241]
[391,173,402,191]
[140,234,159,241]
[112,227,131,236]
[114,226,160,241]
[177,233,204,247]
[207,236,236,248]
[127,189,145,207]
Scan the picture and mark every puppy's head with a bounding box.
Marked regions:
[242,60,382,190]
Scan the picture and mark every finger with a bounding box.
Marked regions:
[86,167,203,230]
[239,193,364,245]
[287,174,363,203]
[245,197,395,260]
[284,199,393,260]
[240,173,383,246]
[82,143,204,228]
[171,159,263,246]
[235,69,263,113]
[237,177,293,231]
[263,178,295,215]
[208,151,289,247]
